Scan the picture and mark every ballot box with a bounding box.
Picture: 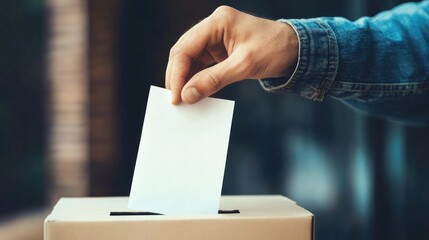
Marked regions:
[44,195,314,240]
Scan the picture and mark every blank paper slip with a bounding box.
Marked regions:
[129,86,235,215]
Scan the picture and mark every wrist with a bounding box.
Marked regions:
[282,21,299,77]
[271,19,299,78]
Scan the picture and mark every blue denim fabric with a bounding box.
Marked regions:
[260,1,429,124]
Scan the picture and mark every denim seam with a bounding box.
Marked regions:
[331,81,429,92]
[260,18,339,101]
[261,19,340,101]
[314,20,339,100]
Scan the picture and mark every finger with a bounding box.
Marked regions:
[169,50,217,104]
[170,52,192,105]
[174,19,219,60]
[169,21,222,104]
[166,31,190,91]
[165,47,174,90]
[181,53,246,104]
[168,46,226,98]
[166,23,206,101]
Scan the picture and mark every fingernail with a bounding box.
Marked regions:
[184,87,201,103]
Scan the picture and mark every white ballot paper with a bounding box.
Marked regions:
[128,86,234,215]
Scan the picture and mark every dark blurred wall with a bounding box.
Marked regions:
[0,0,46,216]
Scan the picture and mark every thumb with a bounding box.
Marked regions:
[181,54,245,104]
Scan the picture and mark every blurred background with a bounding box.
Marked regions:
[0,0,428,239]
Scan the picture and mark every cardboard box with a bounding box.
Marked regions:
[44,195,314,240]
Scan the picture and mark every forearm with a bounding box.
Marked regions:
[261,1,429,123]
[262,1,429,99]
[327,1,429,100]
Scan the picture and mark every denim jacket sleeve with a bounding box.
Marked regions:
[260,1,429,124]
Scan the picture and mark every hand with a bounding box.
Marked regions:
[165,5,298,104]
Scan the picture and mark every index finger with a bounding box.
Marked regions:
[168,18,220,104]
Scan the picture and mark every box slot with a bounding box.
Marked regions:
[110,209,240,216]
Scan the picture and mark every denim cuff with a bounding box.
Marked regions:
[260,18,339,101]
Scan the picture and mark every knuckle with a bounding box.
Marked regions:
[171,39,187,57]
[172,41,191,58]
[214,5,234,14]
[212,5,236,22]
[204,71,222,92]
[172,51,186,62]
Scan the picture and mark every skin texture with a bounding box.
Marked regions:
[165,5,299,104]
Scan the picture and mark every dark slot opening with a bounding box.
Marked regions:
[110,212,162,216]
[218,209,240,214]
[110,209,240,216]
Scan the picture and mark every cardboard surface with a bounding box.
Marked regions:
[45,195,314,240]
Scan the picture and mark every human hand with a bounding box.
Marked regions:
[165,6,298,104]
